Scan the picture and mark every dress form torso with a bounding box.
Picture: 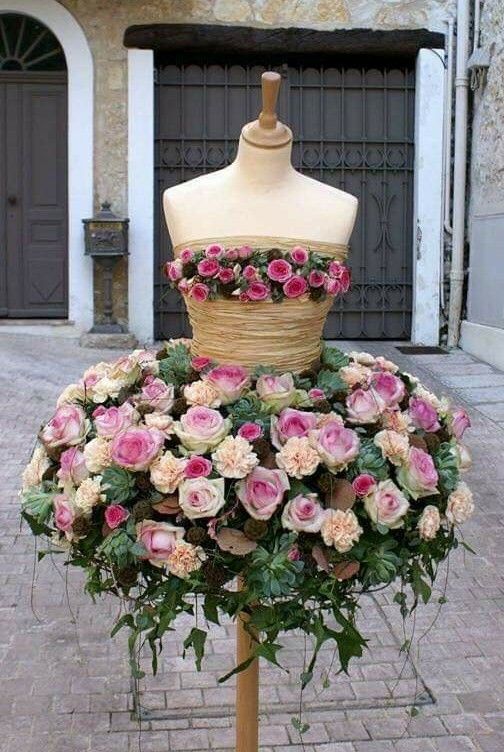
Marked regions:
[163,73,358,251]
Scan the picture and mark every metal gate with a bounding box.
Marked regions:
[154,61,414,340]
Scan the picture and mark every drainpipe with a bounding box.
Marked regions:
[447,0,470,347]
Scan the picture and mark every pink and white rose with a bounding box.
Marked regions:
[396,447,439,499]
[238,422,263,441]
[281,493,324,533]
[308,269,326,288]
[290,246,309,265]
[408,397,441,433]
[369,371,405,408]
[178,477,226,519]
[184,456,212,479]
[204,243,224,259]
[270,408,317,449]
[53,494,75,533]
[174,406,231,453]
[309,420,360,472]
[41,405,89,449]
[57,447,89,487]
[110,427,164,471]
[179,248,194,264]
[346,388,385,424]
[204,364,250,404]
[191,356,212,372]
[93,402,137,438]
[364,479,410,528]
[450,408,471,440]
[136,520,185,567]
[236,466,290,520]
[136,376,175,413]
[256,373,296,411]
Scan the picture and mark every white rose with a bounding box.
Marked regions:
[178,477,226,519]
[57,383,85,406]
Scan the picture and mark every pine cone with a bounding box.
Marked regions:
[172,397,188,417]
[186,526,207,545]
[72,517,92,537]
[115,566,138,588]
[186,369,200,384]
[131,499,153,522]
[314,398,332,413]
[136,403,156,416]
[267,248,284,262]
[424,432,441,453]
[316,472,334,494]
[298,368,318,383]
[252,438,271,463]
[244,519,268,541]
[201,561,231,588]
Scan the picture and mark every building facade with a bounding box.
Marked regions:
[1,0,460,347]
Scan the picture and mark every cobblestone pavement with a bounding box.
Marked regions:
[1,333,503,752]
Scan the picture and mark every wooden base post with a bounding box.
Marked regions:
[236,582,259,752]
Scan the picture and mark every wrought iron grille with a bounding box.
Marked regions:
[154,61,414,339]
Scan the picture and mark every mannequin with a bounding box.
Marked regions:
[163,72,358,251]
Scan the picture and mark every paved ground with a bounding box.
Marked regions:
[1,333,503,752]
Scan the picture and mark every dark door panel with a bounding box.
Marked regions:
[154,61,414,340]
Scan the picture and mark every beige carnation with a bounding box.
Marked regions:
[374,430,409,466]
[375,356,399,373]
[150,451,187,494]
[74,476,105,513]
[275,436,320,479]
[446,482,474,525]
[349,351,376,367]
[321,509,362,553]
[144,412,175,437]
[184,380,222,408]
[417,505,441,540]
[57,382,85,406]
[381,409,414,434]
[340,364,371,387]
[211,435,258,479]
[84,437,112,473]
[457,443,472,473]
[166,541,206,579]
[22,446,51,490]
[316,411,344,428]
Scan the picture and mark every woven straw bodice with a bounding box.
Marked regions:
[172,235,349,372]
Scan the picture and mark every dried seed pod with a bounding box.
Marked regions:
[314,398,332,414]
[171,397,188,417]
[202,561,232,588]
[115,566,138,588]
[251,438,271,463]
[131,499,153,522]
[216,528,258,556]
[186,526,207,545]
[409,434,428,452]
[424,432,441,453]
[332,560,360,581]
[325,479,356,511]
[72,517,92,537]
[316,472,333,494]
[244,518,268,541]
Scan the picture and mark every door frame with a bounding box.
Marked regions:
[127,45,445,345]
[0,0,93,332]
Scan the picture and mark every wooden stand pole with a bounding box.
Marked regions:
[236,581,259,752]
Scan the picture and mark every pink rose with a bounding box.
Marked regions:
[308,387,325,400]
[236,466,290,520]
[93,402,137,438]
[409,397,441,433]
[247,281,271,301]
[290,246,309,265]
[192,356,212,372]
[190,283,210,303]
[364,480,409,528]
[225,248,239,261]
[451,408,471,440]
[165,260,183,281]
[57,447,89,486]
[256,373,296,410]
[283,276,308,298]
[53,494,74,532]
[243,265,258,280]
[239,292,250,302]
[325,277,343,296]
[309,420,360,471]
[205,243,224,259]
[184,456,213,479]
[287,544,301,561]
[267,259,292,283]
[346,389,384,424]
[138,375,174,413]
[110,427,164,471]
[271,408,317,450]
[178,279,190,294]
[136,520,185,567]
[238,422,263,441]
[397,447,439,499]
[281,493,324,533]
[41,405,88,449]
[205,364,250,404]
[178,477,225,519]
[369,372,405,408]
[180,248,194,264]
[328,262,351,293]
[218,267,235,284]
[308,270,326,288]
[238,245,253,260]
[104,504,129,530]
[197,258,220,277]
[174,405,231,453]
[352,473,377,497]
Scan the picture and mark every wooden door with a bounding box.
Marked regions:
[0,73,67,317]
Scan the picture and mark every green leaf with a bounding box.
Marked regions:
[354,439,389,481]
[291,716,310,735]
[183,627,207,671]
[321,345,350,371]
[101,467,136,504]
[316,369,348,396]
[433,442,459,493]
[254,641,283,668]
[460,540,476,555]
[218,656,255,683]
[203,594,220,625]
[158,343,192,387]
[21,510,53,537]
[111,613,135,637]
[21,485,54,524]
[98,529,137,568]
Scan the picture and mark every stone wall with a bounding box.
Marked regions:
[56,0,454,329]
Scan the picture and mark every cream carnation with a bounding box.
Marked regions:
[417,505,441,540]
[211,435,258,479]
[150,451,187,494]
[74,476,105,514]
[22,446,51,490]
[144,412,175,437]
[381,410,414,434]
[57,383,85,406]
[90,376,125,404]
[413,384,442,411]
[275,436,320,479]
[184,380,222,408]
[349,351,376,366]
[321,509,362,553]
[83,437,112,473]
[446,482,474,524]
[374,430,409,466]
[340,364,372,387]
[166,541,206,579]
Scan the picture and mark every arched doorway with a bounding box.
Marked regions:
[0,12,68,317]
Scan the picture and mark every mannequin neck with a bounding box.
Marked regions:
[230,134,295,184]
